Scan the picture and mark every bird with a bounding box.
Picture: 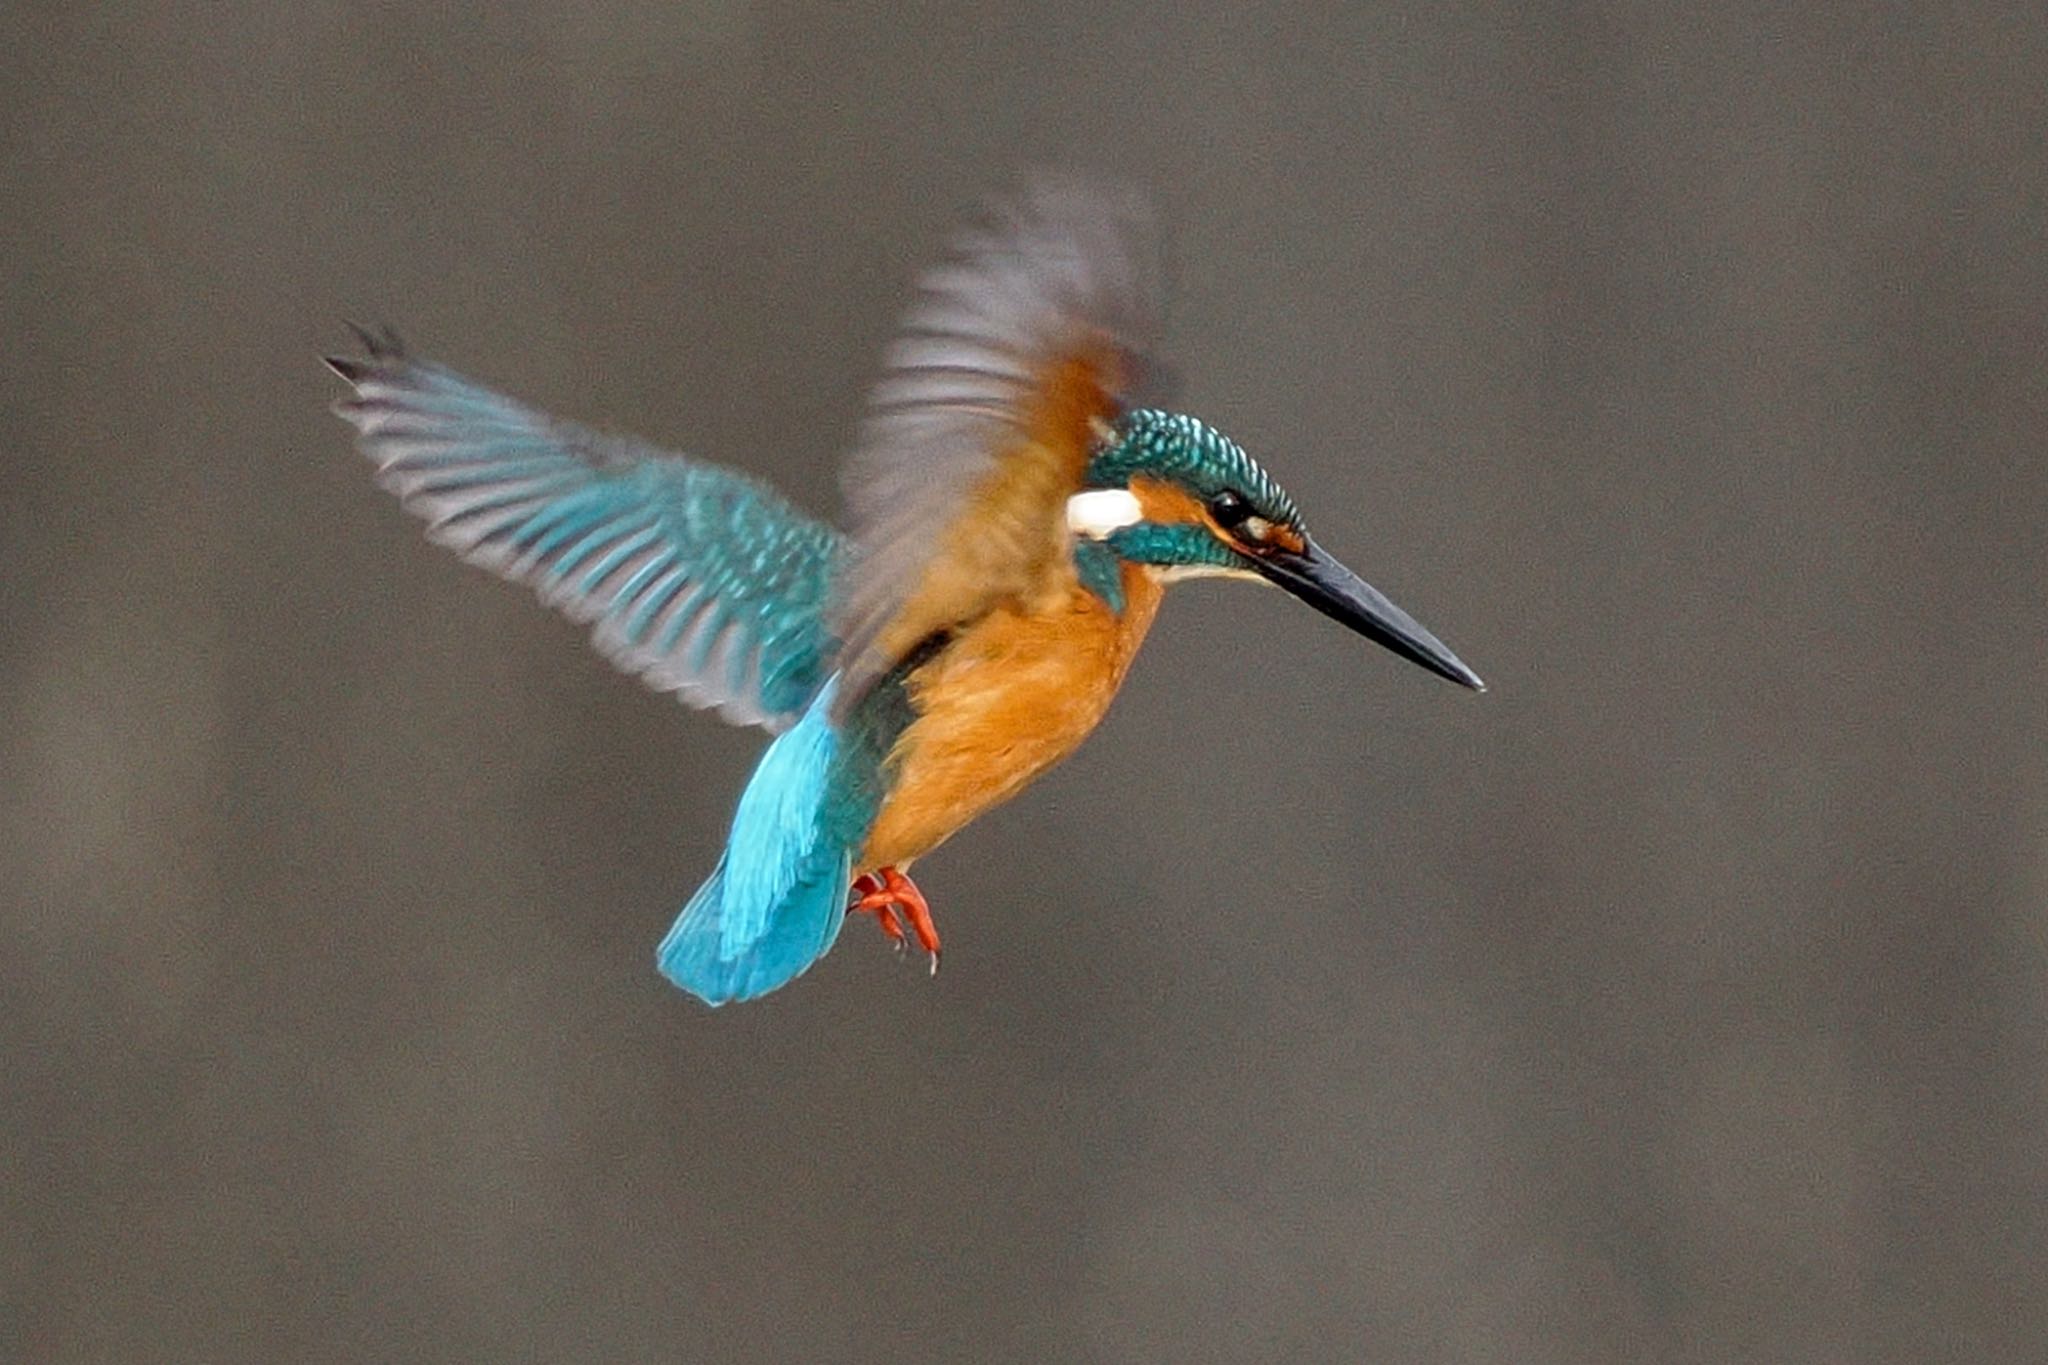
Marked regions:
[326,179,1483,1007]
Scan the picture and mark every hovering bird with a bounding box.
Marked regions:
[327,181,1482,1006]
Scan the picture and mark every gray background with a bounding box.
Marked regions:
[7,3,2046,1361]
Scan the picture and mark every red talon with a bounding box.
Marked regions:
[847,872,907,950]
[846,867,941,973]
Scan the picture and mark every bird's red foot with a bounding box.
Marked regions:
[847,867,940,974]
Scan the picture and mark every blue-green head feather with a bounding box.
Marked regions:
[1075,406,1484,690]
[1082,408,1303,577]
[1089,409,1299,525]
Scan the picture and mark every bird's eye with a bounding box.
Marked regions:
[1207,490,1253,528]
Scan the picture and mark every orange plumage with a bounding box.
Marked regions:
[858,560,1164,872]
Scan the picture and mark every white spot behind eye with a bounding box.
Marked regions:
[1066,488,1144,539]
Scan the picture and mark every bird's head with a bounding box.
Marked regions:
[1071,408,1484,690]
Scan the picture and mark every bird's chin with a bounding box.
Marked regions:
[1151,562,1267,585]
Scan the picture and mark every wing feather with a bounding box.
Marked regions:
[328,331,840,730]
[829,179,1156,707]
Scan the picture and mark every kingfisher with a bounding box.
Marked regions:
[327,180,1482,1007]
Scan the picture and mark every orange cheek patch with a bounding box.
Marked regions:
[1127,476,1208,526]
[1129,475,1305,556]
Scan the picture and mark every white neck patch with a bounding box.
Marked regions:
[1155,562,1267,584]
[1065,488,1144,539]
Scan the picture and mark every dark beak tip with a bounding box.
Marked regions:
[1427,655,1486,693]
[1260,536,1485,695]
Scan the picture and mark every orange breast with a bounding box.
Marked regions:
[858,562,1164,872]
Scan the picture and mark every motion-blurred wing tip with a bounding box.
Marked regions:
[323,354,367,384]
[341,319,407,358]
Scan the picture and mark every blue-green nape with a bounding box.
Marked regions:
[1072,539,1127,611]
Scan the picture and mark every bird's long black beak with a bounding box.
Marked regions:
[1253,536,1485,691]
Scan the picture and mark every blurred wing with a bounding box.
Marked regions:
[830,179,1156,706]
[327,330,840,731]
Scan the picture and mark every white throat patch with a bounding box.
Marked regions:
[1065,488,1144,540]
[1156,562,1268,584]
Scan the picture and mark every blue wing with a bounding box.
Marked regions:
[328,328,841,730]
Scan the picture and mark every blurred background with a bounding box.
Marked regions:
[6,3,2046,1360]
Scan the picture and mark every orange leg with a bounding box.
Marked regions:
[846,867,941,974]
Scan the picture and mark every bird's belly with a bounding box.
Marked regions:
[858,566,1162,872]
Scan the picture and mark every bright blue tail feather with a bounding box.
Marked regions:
[657,853,848,1005]
[657,684,852,1005]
